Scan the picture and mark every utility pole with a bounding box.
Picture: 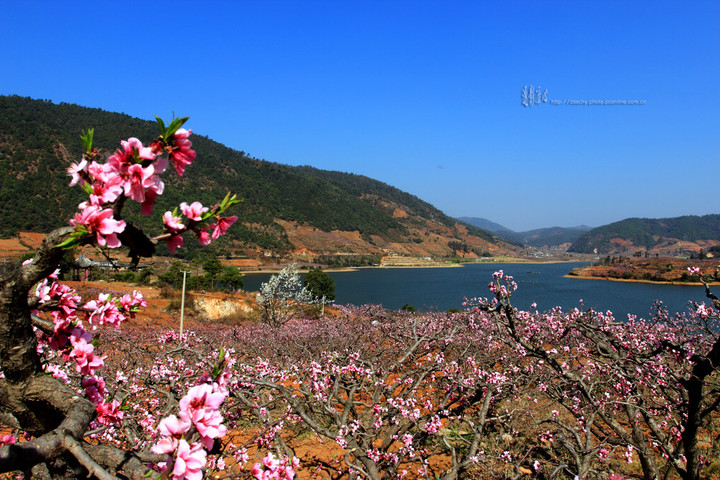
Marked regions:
[180,270,192,338]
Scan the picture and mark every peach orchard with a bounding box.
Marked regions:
[0,120,719,480]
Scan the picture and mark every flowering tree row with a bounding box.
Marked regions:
[466,269,720,480]
[218,271,720,480]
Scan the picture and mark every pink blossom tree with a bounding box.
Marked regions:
[229,307,531,479]
[471,270,720,480]
[0,117,239,479]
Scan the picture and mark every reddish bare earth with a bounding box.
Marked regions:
[1,223,514,270]
[0,232,45,259]
[274,218,510,261]
[569,257,720,284]
[605,236,720,257]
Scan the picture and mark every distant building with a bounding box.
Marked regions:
[75,254,115,269]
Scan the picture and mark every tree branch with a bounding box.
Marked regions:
[61,435,119,480]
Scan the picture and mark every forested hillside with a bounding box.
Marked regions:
[569,214,720,255]
[0,95,508,260]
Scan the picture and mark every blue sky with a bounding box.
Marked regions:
[1,1,718,231]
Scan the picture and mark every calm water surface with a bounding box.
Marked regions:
[244,263,710,319]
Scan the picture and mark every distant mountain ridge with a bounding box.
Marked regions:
[456,217,513,234]
[0,95,512,262]
[458,217,591,247]
[568,214,720,255]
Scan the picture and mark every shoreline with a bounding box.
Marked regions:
[240,258,590,274]
[565,273,720,287]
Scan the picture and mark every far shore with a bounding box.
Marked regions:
[565,273,720,287]
[240,257,590,274]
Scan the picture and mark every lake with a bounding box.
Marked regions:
[243,262,712,320]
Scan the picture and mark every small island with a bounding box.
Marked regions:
[568,255,720,285]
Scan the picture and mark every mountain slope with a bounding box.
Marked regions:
[569,215,720,255]
[0,95,512,261]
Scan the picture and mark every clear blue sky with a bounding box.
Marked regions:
[1,1,718,231]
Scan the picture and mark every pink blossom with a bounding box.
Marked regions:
[153,154,169,174]
[252,453,297,480]
[169,129,197,176]
[180,201,208,221]
[69,329,105,376]
[84,294,125,328]
[96,400,124,426]
[166,234,185,254]
[164,211,185,231]
[108,137,155,173]
[171,440,206,480]
[46,363,69,383]
[70,342,104,375]
[263,453,280,469]
[88,161,111,183]
[124,164,156,203]
[82,376,107,404]
[141,188,160,215]
[70,204,126,248]
[210,216,238,239]
[159,414,192,438]
[178,383,227,448]
[119,290,146,316]
[0,434,15,446]
[197,228,212,246]
[425,415,442,434]
[189,408,227,448]
[178,383,227,412]
[105,137,164,212]
[67,159,88,186]
[88,172,124,206]
[251,462,264,479]
[696,303,711,318]
[152,437,177,456]
[34,279,51,303]
[152,415,192,455]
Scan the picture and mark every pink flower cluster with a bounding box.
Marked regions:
[65,123,233,252]
[66,121,240,254]
[160,200,238,254]
[32,274,146,426]
[67,135,171,246]
[152,378,230,480]
[69,135,178,213]
[251,453,299,480]
[153,128,197,177]
[70,204,126,248]
[488,270,518,296]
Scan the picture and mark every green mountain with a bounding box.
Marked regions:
[0,95,509,261]
[568,215,720,255]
